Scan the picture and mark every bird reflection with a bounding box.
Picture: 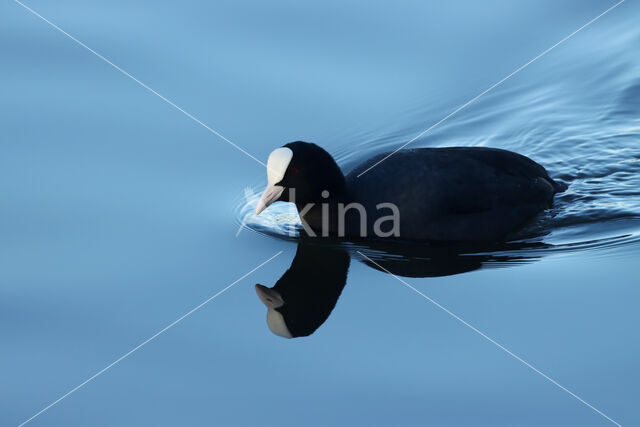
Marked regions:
[256,237,547,338]
[356,239,547,278]
[256,241,350,338]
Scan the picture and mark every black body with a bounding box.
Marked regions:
[276,141,566,241]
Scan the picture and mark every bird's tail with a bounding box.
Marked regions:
[551,179,568,193]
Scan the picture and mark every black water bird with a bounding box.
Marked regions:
[255,141,566,241]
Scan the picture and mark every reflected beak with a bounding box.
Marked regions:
[255,284,285,309]
[255,185,285,215]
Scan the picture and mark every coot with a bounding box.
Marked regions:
[255,141,566,241]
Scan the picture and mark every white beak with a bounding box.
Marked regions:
[255,184,285,215]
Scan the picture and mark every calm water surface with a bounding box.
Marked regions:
[1,1,639,426]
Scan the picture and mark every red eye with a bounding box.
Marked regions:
[291,166,299,175]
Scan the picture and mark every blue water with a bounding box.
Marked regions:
[2,0,640,426]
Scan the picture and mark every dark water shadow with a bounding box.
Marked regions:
[253,217,640,338]
[255,236,548,338]
[349,238,546,278]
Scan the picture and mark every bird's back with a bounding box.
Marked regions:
[345,147,564,241]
